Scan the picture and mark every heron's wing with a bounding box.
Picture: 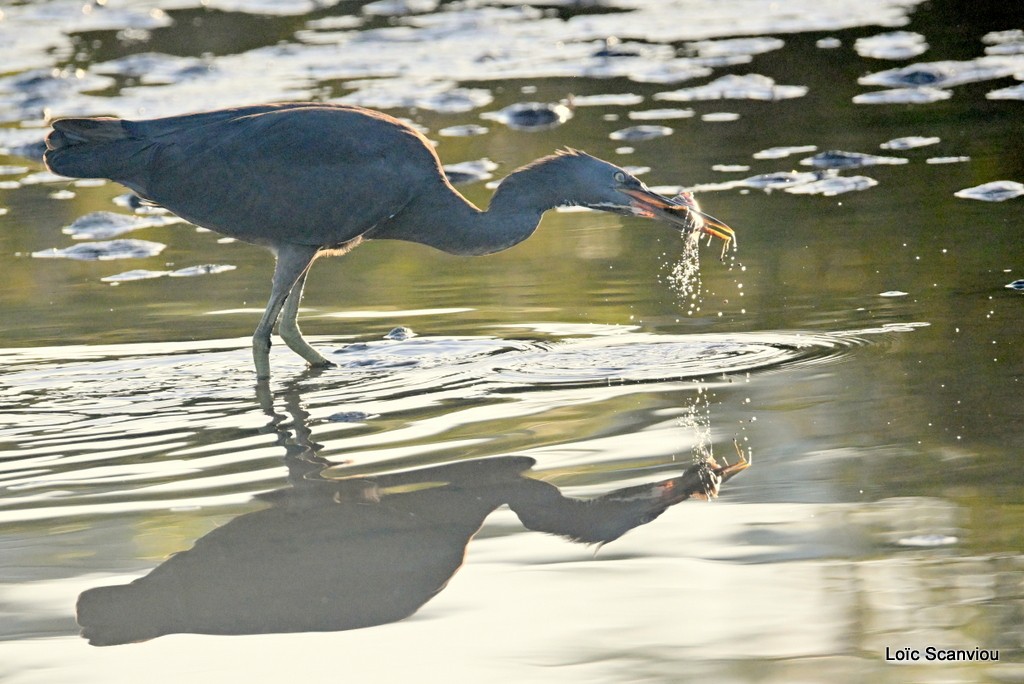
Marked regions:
[121,105,444,247]
[124,103,323,139]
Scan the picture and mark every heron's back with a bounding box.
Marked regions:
[45,104,447,248]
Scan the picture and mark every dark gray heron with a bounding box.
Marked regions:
[45,103,734,378]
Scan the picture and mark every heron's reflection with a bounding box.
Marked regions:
[77,378,747,646]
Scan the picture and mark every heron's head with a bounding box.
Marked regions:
[561,151,735,252]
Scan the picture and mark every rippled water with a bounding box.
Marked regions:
[1,0,1023,682]
[0,325,847,523]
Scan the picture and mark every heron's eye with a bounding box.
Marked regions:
[613,171,626,184]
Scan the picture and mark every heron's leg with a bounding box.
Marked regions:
[277,266,333,369]
[252,244,319,378]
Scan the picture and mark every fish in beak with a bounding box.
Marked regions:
[622,187,736,258]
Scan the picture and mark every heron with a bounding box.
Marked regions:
[44,103,734,378]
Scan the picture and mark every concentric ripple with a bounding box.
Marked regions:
[477,330,868,387]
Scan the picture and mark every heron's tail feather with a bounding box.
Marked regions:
[45,117,139,179]
[49,117,127,144]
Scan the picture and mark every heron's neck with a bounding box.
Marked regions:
[371,155,577,256]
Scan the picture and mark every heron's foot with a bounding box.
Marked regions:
[252,332,335,377]
[252,346,334,378]
[288,341,334,369]
[281,332,335,369]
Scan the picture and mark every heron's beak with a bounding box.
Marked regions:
[622,187,735,253]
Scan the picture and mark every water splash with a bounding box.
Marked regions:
[667,231,705,317]
[677,383,713,466]
[663,189,742,316]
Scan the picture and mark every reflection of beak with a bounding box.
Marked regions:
[712,439,752,485]
[622,187,736,253]
[690,439,752,500]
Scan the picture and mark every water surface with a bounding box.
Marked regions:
[1,1,1022,682]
